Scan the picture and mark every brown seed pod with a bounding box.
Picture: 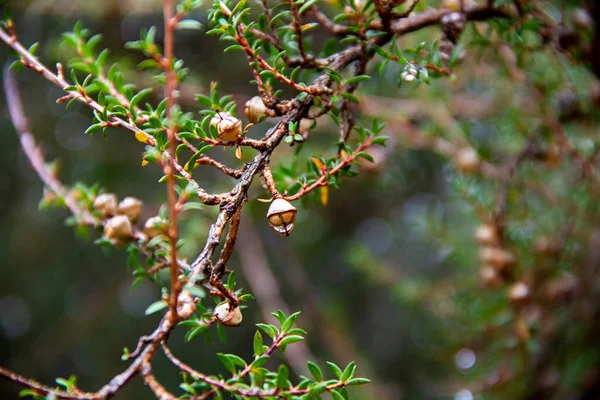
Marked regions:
[105,215,133,242]
[94,193,117,217]
[267,198,297,236]
[214,302,243,327]
[118,197,143,221]
[244,96,268,124]
[210,112,242,141]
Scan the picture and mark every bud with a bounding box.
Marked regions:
[214,302,243,327]
[480,247,516,271]
[94,193,118,217]
[244,96,268,124]
[508,282,530,305]
[105,215,133,242]
[480,265,503,288]
[572,8,593,31]
[475,224,498,246]
[401,66,418,82]
[298,118,313,139]
[454,147,480,174]
[118,197,143,221]
[144,216,166,238]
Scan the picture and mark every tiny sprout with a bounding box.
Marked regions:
[94,193,118,217]
[105,215,133,242]
[267,198,297,236]
[144,216,166,238]
[210,111,242,141]
[214,302,243,327]
[118,197,143,221]
[244,96,268,124]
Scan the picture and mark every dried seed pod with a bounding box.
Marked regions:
[454,147,480,174]
[267,198,297,236]
[508,282,530,305]
[144,216,166,238]
[94,193,117,217]
[118,197,143,221]
[105,215,133,242]
[210,112,242,141]
[475,224,499,246]
[214,302,243,327]
[244,96,268,124]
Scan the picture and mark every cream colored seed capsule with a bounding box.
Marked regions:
[475,224,498,246]
[210,112,242,142]
[480,247,516,271]
[214,302,243,327]
[105,215,133,242]
[267,198,297,236]
[144,216,166,238]
[508,282,530,305]
[94,193,117,217]
[298,118,313,138]
[454,147,480,174]
[177,291,197,320]
[118,197,143,221]
[244,96,268,124]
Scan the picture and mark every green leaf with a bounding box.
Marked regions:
[307,361,323,381]
[177,19,203,30]
[282,311,301,333]
[217,353,236,374]
[341,361,356,382]
[348,378,371,385]
[256,323,278,338]
[144,300,168,315]
[330,390,346,400]
[254,331,264,355]
[276,365,290,389]
[326,361,343,379]
[344,75,371,85]
[280,335,304,346]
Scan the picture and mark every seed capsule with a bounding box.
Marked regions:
[118,197,143,221]
[210,112,242,141]
[105,215,133,242]
[244,96,268,124]
[144,216,166,238]
[94,193,117,217]
[454,147,480,174]
[508,282,530,305]
[266,198,297,236]
[214,302,243,327]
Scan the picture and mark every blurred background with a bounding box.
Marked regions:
[1,0,600,399]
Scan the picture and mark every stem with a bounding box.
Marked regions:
[163,0,181,322]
